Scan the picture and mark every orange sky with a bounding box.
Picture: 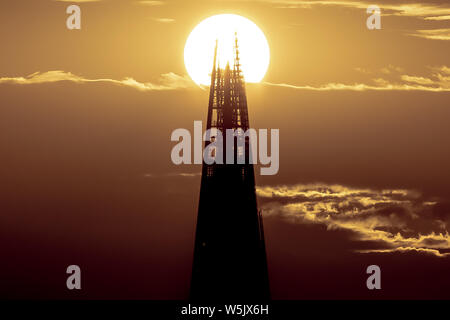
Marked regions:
[1,0,450,299]
[1,0,449,90]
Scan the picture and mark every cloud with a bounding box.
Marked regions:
[436,66,450,75]
[138,0,165,5]
[264,81,450,92]
[55,0,102,2]
[57,0,450,33]
[355,65,404,75]
[354,67,371,74]
[358,247,450,258]
[410,28,450,41]
[380,65,404,74]
[153,18,175,23]
[0,70,196,91]
[143,172,201,178]
[265,65,450,92]
[256,0,450,20]
[177,172,201,177]
[424,15,450,21]
[257,183,450,257]
[261,2,450,38]
[401,75,435,85]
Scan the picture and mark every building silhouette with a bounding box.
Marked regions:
[190,36,270,301]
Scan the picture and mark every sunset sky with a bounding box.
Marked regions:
[1,0,450,299]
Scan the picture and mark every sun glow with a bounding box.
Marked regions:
[184,14,270,85]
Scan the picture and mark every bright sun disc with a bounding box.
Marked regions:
[184,14,270,85]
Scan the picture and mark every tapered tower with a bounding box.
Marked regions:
[190,35,270,301]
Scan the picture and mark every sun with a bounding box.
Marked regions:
[184,14,270,86]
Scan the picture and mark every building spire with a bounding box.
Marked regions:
[190,33,270,301]
[234,32,242,77]
[210,39,218,86]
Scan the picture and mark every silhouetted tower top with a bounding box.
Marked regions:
[234,32,242,76]
[190,34,270,301]
[206,34,250,132]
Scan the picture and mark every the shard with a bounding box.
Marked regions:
[190,35,270,301]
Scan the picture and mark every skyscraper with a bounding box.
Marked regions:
[190,36,270,301]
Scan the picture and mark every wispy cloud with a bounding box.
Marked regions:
[257,0,450,20]
[401,75,435,85]
[425,15,450,21]
[380,65,404,74]
[354,67,372,74]
[143,172,201,178]
[355,65,404,75]
[138,0,165,6]
[436,65,450,75]
[0,71,196,91]
[357,247,450,257]
[153,18,175,23]
[55,0,102,2]
[264,81,450,92]
[265,65,450,92]
[410,28,450,41]
[258,183,450,257]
